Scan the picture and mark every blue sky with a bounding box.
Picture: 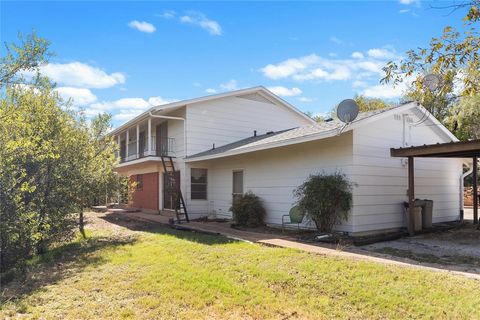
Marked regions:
[2,0,466,126]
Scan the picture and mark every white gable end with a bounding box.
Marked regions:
[351,104,463,233]
[185,94,313,156]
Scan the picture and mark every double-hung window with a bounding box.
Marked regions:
[191,169,207,200]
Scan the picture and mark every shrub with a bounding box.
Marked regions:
[230,192,266,227]
[294,172,354,233]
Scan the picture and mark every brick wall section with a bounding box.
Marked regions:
[129,172,159,211]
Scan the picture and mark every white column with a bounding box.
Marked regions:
[126,129,129,159]
[136,124,140,158]
[117,134,120,158]
[148,117,152,156]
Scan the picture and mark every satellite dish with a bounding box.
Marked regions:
[423,73,441,91]
[336,99,359,123]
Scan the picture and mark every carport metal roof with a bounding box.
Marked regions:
[391,139,480,158]
[391,139,480,235]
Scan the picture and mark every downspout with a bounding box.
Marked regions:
[148,111,188,211]
[460,161,473,222]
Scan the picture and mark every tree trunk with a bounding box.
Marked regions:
[78,190,87,238]
[79,206,86,238]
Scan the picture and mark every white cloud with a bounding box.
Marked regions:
[205,88,217,94]
[399,0,419,4]
[267,86,302,97]
[128,20,156,33]
[219,79,237,91]
[157,10,175,19]
[180,12,222,36]
[330,36,344,45]
[261,54,319,80]
[148,96,175,106]
[84,96,175,120]
[35,62,125,89]
[351,52,364,59]
[55,87,97,105]
[352,80,367,88]
[361,81,410,99]
[367,48,398,59]
[399,9,410,13]
[298,97,316,103]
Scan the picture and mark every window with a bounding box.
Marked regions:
[191,168,207,200]
[136,174,143,191]
[232,170,244,202]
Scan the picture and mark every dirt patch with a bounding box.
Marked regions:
[358,223,480,274]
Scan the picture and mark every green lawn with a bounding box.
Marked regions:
[1,213,480,319]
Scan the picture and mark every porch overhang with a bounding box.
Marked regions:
[391,139,480,158]
[390,139,480,235]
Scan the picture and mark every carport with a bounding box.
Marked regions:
[391,139,480,235]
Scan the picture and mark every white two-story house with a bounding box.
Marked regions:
[110,86,464,235]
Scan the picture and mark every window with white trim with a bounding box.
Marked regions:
[191,168,207,200]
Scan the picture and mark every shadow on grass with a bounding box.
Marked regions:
[0,233,138,304]
[101,212,238,246]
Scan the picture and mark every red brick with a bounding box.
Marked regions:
[129,172,159,211]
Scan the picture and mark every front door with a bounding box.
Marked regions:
[232,170,244,202]
[156,122,168,156]
[163,171,180,210]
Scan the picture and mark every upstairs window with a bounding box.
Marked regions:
[191,168,207,200]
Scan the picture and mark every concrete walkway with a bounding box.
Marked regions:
[116,211,480,280]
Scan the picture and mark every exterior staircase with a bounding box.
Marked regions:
[160,156,189,223]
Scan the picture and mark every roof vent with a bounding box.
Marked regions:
[325,118,334,122]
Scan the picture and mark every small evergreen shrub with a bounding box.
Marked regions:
[294,172,354,233]
[230,191,266,227]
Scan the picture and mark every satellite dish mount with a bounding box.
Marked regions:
[336,99,359,135]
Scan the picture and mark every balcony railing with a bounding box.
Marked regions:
[119,136,175,163]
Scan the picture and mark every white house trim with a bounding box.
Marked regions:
[109,86,315,136]
[186,102,451,162]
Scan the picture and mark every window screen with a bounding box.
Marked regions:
[191,168,207,200]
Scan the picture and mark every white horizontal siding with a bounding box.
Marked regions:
[190,133,354,232]
[352,106,463,233]
[185,96,312,156]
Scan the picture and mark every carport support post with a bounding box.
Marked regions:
[408,156,415,236]
[473,156,478,224]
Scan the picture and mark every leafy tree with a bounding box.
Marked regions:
[381,1,479,120]
[354,95,391,112]
[304,111,325,123]
[445,94,480,140]
[294,172,354,233]
[0,33,121,271]
[0,31,51,87]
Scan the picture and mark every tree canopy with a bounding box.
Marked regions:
[0,33,122,272]
[381,1,479,139]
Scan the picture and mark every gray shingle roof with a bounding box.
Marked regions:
[187,104,405,160]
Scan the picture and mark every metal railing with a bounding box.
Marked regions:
[119,136,175,163]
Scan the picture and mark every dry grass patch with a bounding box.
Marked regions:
[1,212,479,319]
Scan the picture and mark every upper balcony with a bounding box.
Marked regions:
[119,136,175,163]
[113,115,183,167]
